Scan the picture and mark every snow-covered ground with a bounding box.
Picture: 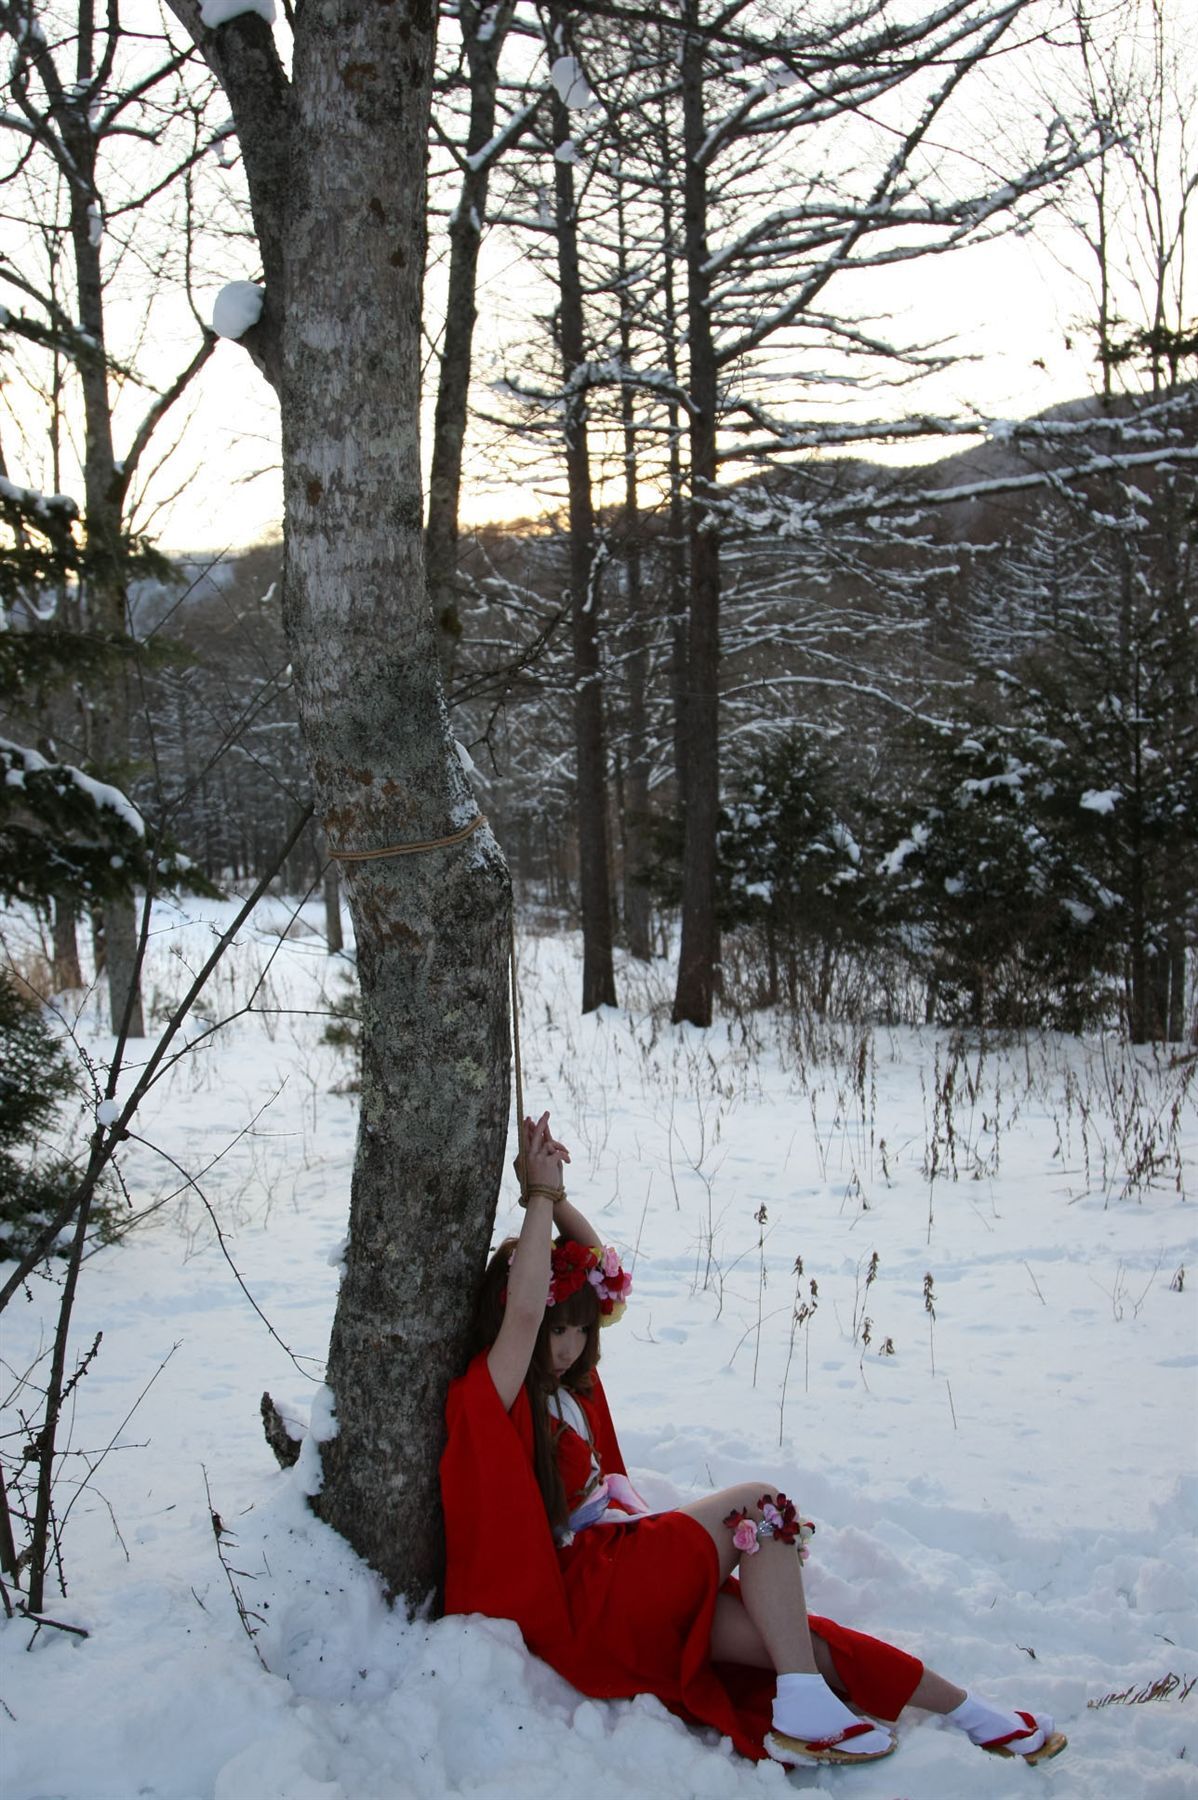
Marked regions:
[2,896,1196,1800]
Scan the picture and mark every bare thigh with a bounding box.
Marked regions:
[677,1486,845,1692]
[675,1482,767,1581]
[709,1595,844,1689]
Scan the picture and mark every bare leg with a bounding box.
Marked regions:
[709,1596,848,1691]
[677,1482,894,1761]
[710,1592,967,1713]
[677,1483,817,1674]
[909,1670,967,1713]
[696,1519,1056,1765]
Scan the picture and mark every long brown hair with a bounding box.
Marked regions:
[473,1237,602,1529]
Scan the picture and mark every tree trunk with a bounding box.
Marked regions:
[655,73,690,824]
[288,6,510,1604]
[1166,921,1185,1044]
[615,180,652,963]
[164,0,513,1608]
[673,12,720,1028]
[1126,650,1151,1043]
[52,897,83,990]
[323,856,345,955]
[65,88,145,1038]
[550,32,616,1013]
[425,0,515,682]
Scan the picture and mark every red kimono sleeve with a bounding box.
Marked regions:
[441,1351,572,1652]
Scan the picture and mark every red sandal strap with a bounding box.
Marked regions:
[981,1710,1040,1750]
[804,1722,878,1753]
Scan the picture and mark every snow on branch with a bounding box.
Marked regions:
[212,281,264,339]
[464,95,543,172]
[200,0,276,26]
[714,389,1198,464]
[715,443,1198,539]
[491,359,698,417]
[1,736,146,838]
[549,55,597,111]
[0,476,79,523]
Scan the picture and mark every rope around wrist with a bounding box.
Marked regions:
[521,1182,566,1207]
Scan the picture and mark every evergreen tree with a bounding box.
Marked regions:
[877,716,1116,1030]
[721,732,869,1013]
[0,973,83,1260]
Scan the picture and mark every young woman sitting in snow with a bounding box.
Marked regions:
[441,1111,1066,1770]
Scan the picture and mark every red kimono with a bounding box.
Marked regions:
[440,1352,922,1762]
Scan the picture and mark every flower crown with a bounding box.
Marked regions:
[552,1241,632,1324]
[504,1241,632,1327]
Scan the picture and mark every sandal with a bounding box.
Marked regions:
[980,1711,1068,1765]
[765,1720,898,1765]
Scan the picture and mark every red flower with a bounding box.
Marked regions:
[547,1240,598,1307]
[757,1492,800,1544]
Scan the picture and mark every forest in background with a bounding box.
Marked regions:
[1,0,1194,1620]
[4,0,1194,1054]
[118,376,1198,1046]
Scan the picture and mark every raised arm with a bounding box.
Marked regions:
[515,1111,600,1251]
[551,1192,602,1255]
[486,1111,566,1409]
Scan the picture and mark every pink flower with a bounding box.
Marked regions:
[732,1519,760,1554]
[587,1245,633,1315]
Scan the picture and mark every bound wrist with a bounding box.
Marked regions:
[521,1181,566,1208]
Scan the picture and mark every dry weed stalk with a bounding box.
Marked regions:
[202,1465,269,1670]
[751,1203,768,1388]
[1087,1672,1195,1709]
[924,1271,937,1376]
[779,1256,819,1443]
[852,1251,879,1346]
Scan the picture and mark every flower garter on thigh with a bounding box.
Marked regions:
[723,1493,815,1559]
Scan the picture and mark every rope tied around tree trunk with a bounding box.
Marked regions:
[323,807,528,1198]
[327,812,488,861]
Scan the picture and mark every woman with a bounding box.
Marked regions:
[441,1112,1066,1769]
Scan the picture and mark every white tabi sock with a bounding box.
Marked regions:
[772,1672,894,1757]
[945,1692,1053,1756]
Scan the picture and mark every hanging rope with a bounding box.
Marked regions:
[509,906,529,1204]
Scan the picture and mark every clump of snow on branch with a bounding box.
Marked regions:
[455,740,483,782]
[200,0,276,26]
[212,281,265,340]
[549,56,597,111]
[881,822,930,876]
[0,475,78,521]
[1080,789,1122,814]
[2,736,146,837]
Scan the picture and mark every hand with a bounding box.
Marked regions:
[514,1109,571,1194]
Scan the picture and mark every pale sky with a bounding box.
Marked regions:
[5,0,1189,560]
[165,217,1106,556]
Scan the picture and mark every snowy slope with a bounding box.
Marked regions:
[2,898,1195,1800]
